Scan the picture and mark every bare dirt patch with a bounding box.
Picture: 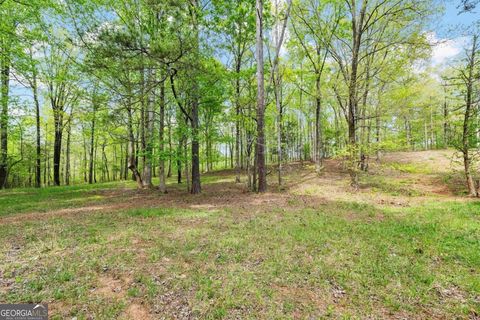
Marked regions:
[94,275,124,298]
[120,303,152,320]
[94,274,133,298]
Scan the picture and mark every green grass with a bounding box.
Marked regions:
[0,181,136,217]
[387,162,433,174]
[441,171,472,196]
[363,175,425,197]
[0,188,478,319]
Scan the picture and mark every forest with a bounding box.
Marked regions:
[0,0,476,195]
[0,0,479,319]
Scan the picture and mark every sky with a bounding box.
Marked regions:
[429,0,478,67]
[440,0,478,31]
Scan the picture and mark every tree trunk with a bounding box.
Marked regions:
[113,145,118,181]
[359,63,371,172]
[142,71,154,188]
[345,0,366,189]
[464,152,476,196]
[32,63,41,188]
[375,102,381,161]
[443,93,449,147]
[462,35,478,197]
[124,143,129,180]
[53,112,63,186]
[44,123,48,185]
[191,108,201,194]
[65,112,72,185]
[102,142,109,181]
[184,135,190,192]
[82,125,87,182]
[255,0,267,192]
[127,104,143,188]
[274,76,283,186]
[88,104,96,184]
[167,118,172,178]
[0,43,10,189]
[158,79,167,193]
[315,73,323,175]
[235,57,241,183]
[177,151,182,184]
[94,139,98,183]
[189,0,201,194]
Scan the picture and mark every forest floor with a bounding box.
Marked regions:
[0,150,479,319]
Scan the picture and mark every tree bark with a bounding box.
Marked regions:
[345,1,366,189]
[142,70,154,189]
[255,0,267,192]
[44,123,48,185]
[127,104,143,188]
[235,57,241,183]
[53,110,63,186]
[65,110,73,185]
[88,103,96,184]
[167,116,172,178]
[462,35,478,197]
[158,78,167,193]
[443,90,449,147]
[31,60,41,188]
[0,40,10,189]
[315,73,323,175]
[189,0,201,194]
[82,124,87,182]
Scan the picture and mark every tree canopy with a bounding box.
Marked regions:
[0,0,479,196]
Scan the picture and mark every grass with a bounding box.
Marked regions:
[363,175,425,197]
[0,151,479,319]
[386,161,433,174]
[0,198,478,318]
[0,181,134,217]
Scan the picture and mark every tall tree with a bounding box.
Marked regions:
[329,0,429,188]
[255,0,267,192]
[0,28,11,189]
[0,3,15,188]
[459,34,479,196]
[212,0,256,184]
[43,45,78,186]
[27,49,42,188]
[158,74,167,193]
[189,0,202,194]
[290,0,341,175]
[270,0,292,187]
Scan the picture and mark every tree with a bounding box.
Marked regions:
[328,0,430,188]
[189,0,201,194]
[0,24,11,188]
[212,0,256,184]
[290,0,341,175]
[42,44,78,186]
[0,0,44,188]
[458,34,479,196]
[270,0,292,187]
[158,73,167,193]
[0,2,16,188]
[255,0,267,192]
[26,48,42,188]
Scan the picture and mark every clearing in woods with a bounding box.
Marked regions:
[0,150,479,319]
